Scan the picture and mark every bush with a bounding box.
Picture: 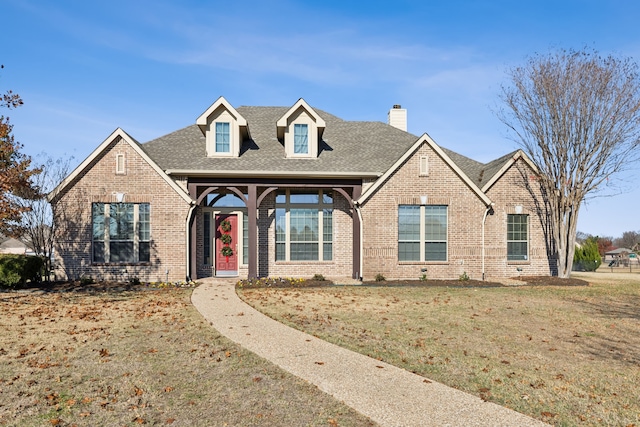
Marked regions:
[573,237,602,272]
[459,271,470,281]
[375,273,386,282]
[0,254,44,288]
[312,274,325,281]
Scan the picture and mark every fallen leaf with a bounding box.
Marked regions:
[423,379,432,384]
[315,361,325,365]
[164,386,174,392]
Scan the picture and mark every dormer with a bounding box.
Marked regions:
[276,98,326,158]
[197,96,248,157]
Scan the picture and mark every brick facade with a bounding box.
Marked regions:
[359,143,553,281]
[52,135,191,282]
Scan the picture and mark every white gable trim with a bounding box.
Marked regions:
[276,98,326,129]
[481,150,539,193]
[196,96,247,135]
[357,133,492,206]
[48,128,193,204]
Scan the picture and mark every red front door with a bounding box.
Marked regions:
[215,214,238,274]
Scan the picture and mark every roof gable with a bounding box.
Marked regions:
[480,150,539,193]
[49,128,192,204]
[196,96,247,135]
[357,133,492,206]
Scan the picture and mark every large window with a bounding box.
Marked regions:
[215,122,230,153]
[507,214,528,261]
[398,205,447,262]
[92,203,150,263]
[293,123,308,154]
[275,190,332,261]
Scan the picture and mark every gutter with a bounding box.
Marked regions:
[165,169,382,179]
[481,203,494,280]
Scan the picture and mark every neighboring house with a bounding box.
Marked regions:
[604,247,637,266]
[50,97,554,283]
[0,236,30,255]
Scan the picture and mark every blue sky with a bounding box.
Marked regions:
[3,0,640,238]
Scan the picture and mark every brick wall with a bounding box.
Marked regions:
[53,136,191,283]
[359,144,553,280]
[484,159,555,277]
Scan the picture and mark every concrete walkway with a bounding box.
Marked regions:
[191,279,548,427]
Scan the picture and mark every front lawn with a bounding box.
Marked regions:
[239,272,640,426]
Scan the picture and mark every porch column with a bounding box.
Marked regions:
[352,185,362,280]
[188,183,198,280]
[247,184,258,279]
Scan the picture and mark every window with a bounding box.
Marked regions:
[507,214,528,261]
[204,212,211,265]
[275,190,332,261]
[215,122,230,153]
[398,205,447,261]
[293,124,308,154]
[92,203,150,263]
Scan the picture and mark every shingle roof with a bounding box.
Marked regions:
[141,105,517,184]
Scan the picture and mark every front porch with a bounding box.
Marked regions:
[187,178,362,280]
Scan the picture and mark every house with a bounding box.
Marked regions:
[0,235,30,255]
[49,97,554,283]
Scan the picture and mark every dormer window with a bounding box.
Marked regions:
[215,122,230,153]
[277,98,326,159]
[196,96,248,158]
[294,124,308,154]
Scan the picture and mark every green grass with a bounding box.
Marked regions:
[240,272,640,426]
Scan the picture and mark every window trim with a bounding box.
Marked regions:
[92,202,151,264]
[398,204,448,262]
[507,213,529,262]
[275,190,333,262]
[215,121,231,153]
[115,153,126,175]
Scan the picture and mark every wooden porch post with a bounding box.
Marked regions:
[188,183,198,281]
[247,184,258,279]
[352,185,362,280]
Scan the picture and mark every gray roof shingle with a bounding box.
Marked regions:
[141,105,517,185]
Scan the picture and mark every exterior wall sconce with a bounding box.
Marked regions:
[515,205,523,214]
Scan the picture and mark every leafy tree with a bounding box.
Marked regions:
[596,236,614,257]
[573,236,601,271]
[499,49,640,277]
[0,65,40,237]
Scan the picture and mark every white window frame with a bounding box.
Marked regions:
[215,122,230,153]
[92,203,150,264]
[398,205,448,262]
[275,190,333,262]
[507,214,529,261]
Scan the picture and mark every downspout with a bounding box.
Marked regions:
[481,203,494,281]
[185,202,196,282]
[355,201,364,281]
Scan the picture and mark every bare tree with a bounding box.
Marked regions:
[613,230,640,250]
[499,49,640,277]
[17,155,73,280]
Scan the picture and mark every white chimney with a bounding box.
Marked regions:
[388,104,407,131]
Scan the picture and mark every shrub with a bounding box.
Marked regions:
[375,273,386,282]
[573,237,602,272]
[0,254,44,288]
[312,273,325,281]
[80,275,95,285]
[459,271,470,281]
[129,277,141,286]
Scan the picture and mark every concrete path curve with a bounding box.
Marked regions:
[191,279,548,427]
